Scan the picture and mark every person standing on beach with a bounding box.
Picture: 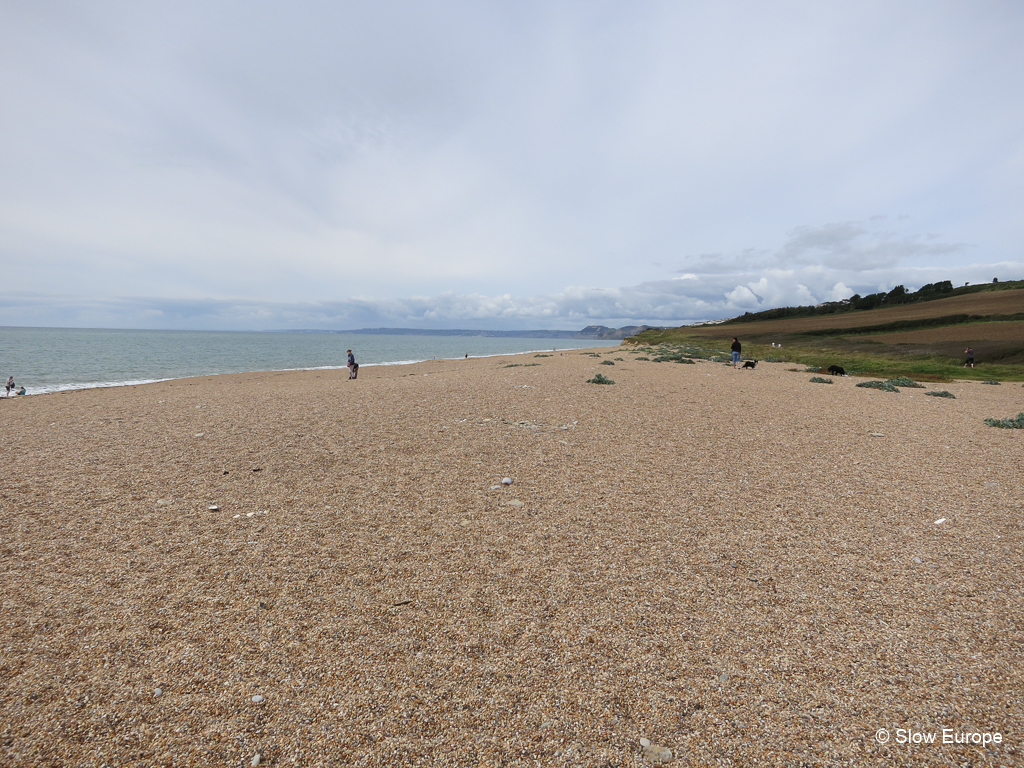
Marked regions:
[964,347,975,368]
[346,350,358,379]
[731,338,741,368]
[5,376,14,397]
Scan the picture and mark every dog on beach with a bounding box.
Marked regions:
[741,360,758,369]
[827,365,846,376]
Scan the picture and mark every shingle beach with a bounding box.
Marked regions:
[1,349,1021,766]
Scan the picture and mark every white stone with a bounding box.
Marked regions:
[913,557,923,563]
[251,754,261,766]
[639,738,651,747]
[251,694,264,703]
[208,505,220,511]
[154,688,162,697]
[934,518,946,525]
[501,477,513,485]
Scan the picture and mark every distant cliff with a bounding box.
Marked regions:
[276,325,657,339]
[574,325,656,339]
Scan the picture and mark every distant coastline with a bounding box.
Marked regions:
[271,324,656,340]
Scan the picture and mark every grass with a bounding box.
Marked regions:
[533,354,552,357]
[925,391,956,398]
[809,376,833,384]
[984,412,1024,428]
[600,360,616,366]
[626,331,1024,382]
[982,380,1001,385]
[587,373,615,385]
[886,376,925,388]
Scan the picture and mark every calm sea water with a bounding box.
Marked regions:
[0,327,616,395]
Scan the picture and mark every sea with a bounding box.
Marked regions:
[0,327,617,395]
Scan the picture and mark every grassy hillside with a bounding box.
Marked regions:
[628,286,1024,381]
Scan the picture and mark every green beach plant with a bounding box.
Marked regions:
[982,380,1001,385]
[635,356,650,361]
[886,376,925,388]
[924,390,956,398]
[804,366,823,373]
[856,380,900,393]
[984,412,1024,428]
[587,373,615,385]
[809,376,833,384]
[600,360,615,365]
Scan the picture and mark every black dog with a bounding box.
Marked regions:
[827,365,846,376]
[741,360,758,369]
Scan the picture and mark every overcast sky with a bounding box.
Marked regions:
[2,1,1022,330]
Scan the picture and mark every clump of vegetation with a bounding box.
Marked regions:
[809,376,833,384]
[503,364,522,368]
[534,354,552,357]
[886,376,925,388]
[636,356,650,361]
[653,353,696,364]
[524,363,541,367]
[613,357,623,361]
[984,412,1024,428]
[857,380,900,393]
[600,360,616,366]
[925,390,956,398]
[982,380,1001,385]
[587,373,615,385]
[804,366,822,373]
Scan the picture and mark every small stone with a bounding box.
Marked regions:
[490,485,501,490]
[156,499,172,506]
[194,432,204,437]
[153,688,162,697]
[869,432,885,437]
[232,514,241,519]
[501,477,513,485]
[913,557,923,564]
[208,505,220,511]
[718,672,729,682]
[934,518,946,525]
[251,754,261,767]
[639,738,651,748]
[506,500,525,507]
[540,720,555,730]
[246,512,255,517]
[251,694,264,703]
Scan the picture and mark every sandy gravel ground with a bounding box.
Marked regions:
[1,349,1021,767]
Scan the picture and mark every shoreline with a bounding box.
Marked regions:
[1,348,1020,765]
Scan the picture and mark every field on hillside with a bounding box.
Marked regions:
[682,288,1024,337]
[630,287,1024,378]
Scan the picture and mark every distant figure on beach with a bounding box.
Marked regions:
[731,338,741,368]
[964,347,975,368]
[465,354,468,359]
[5,377,14,397]
[346,350,359,379]
[16,386,26,396]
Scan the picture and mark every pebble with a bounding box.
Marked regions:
[251,694,264,703]
[208,505,220,511]
[718,672,729,682]
[251,754,261,766]
[506,500,525,507]
[490,485,501,490]
[639,738,651,747]
[156,499,172,506]
[501,477,513,485]
[194,433,204,437]
[868,432,885,437]
[934,518,946,525]
[153,688,162,697]
[913,557,923,563]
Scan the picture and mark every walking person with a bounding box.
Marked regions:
[731,338,742,368]
[346,349,359,379]
[964,347,975,368]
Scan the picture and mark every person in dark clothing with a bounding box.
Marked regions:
[731,338,741,368]
[964,347,975,368]
[346,350,359,379]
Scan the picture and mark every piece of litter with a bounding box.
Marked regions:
[934,518,946,525]
[501,477,513,485]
